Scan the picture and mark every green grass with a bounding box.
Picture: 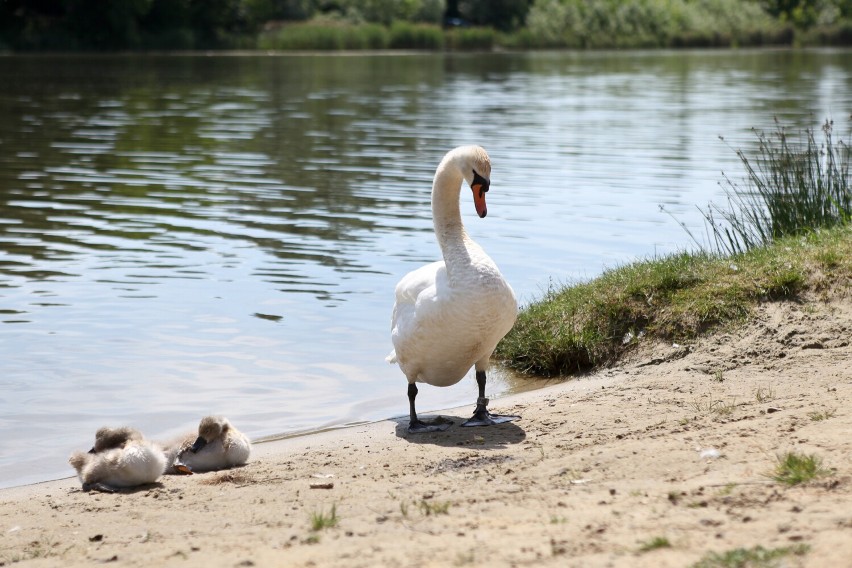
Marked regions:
[309,504,339,531]
[807,409,836,421]
[691,544,810,568]
[770,452,830,485]
[495,224,852,377]
[638,536,672,552]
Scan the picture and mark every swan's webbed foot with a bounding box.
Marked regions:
[173,461,194,475]
[461,397,520,427]
[407,383,453,433]
[408,416,453,434]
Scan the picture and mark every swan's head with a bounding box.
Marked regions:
[454,145,491,218]
[190,415,230,453]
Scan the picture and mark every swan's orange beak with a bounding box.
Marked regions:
[471,170,490,218]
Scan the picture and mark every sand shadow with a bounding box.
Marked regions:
[72,481,166,495]
[392,414,526,449]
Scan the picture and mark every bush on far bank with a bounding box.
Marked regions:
[521,0,796,49]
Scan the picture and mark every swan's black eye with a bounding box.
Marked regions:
[472,170,490,193]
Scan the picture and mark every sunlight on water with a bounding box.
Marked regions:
[0,50,849,487]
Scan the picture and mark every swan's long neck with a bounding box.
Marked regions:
[432,159,476,278]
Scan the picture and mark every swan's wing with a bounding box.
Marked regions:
[391,261,444,327]
[393,260,444,306]
[390,260,446,350]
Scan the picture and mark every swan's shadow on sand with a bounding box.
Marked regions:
[392,415,526,449]
[72,481,166,495]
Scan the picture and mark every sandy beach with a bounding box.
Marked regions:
[1,296,850,567]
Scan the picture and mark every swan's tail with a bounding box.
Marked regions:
[385,350,397,364]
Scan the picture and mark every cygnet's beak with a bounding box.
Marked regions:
[190,436,208,453]
[471,170,490,218]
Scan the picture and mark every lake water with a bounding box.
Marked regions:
[1,49,850,488]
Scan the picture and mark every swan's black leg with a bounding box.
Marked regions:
[461,370,520,427]
[407,383,452,434]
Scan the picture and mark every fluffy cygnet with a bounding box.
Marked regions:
[69,426,166,493]
[164,415,251,474]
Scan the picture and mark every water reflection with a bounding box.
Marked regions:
[0,50,850,488]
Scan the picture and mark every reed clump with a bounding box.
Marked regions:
[699,119,850,256]
[388,22,444,50]
[257,21,492,51]
[445,27,495,51]
[258,22,391,50]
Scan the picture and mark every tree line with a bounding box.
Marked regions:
[0,0,848,51]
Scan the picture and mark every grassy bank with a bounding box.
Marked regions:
[496,120,851,378]
[496,225,852,377]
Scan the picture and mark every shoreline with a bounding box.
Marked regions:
[2,297,850,567]
[0,374,576,497]
[0,367,557,493]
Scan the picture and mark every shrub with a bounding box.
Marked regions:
[445,26,495,50]
[523,0,788,49]
[258,22,390,50]
[388,22,443,49]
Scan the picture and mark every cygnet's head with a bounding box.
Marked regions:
[190,416,230,453]
[91,426,143,453]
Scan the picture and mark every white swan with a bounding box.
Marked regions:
[387,145,519,433]
[68,426,166,492]
[164,415,251,474]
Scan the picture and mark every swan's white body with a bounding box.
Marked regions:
[69,427,166,491]
[389,244,516,387]
[388,146,517,430]
[165,415,251,473]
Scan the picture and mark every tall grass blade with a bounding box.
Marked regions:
[698,119,850,254]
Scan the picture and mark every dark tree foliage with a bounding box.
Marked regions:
[445,0,460,18]
[63,0,152,49]
[457,0,531,31]
[761,0,820,27]
[0,0,253,49]
[243,0,317,23]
